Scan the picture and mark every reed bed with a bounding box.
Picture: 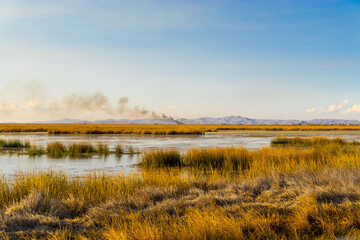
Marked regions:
[183,147,251,171]
[271,136,359,146]
[0,124,215,135]
[27,146,45,157]
[0,139,30,149]
[127,145,136,155]
[115,145,123,155]
[46,142,112,158]
[1,169,360,239]
[141,143,360,176]
[46,142,67,158]
[0,141,136,157]
[141,149,181,167]
[96,143,110,155]
[1,124,360,135]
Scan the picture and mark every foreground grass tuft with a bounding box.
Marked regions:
[1,169,360,239]
[183,147,251,171]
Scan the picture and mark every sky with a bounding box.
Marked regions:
[0,0,360,122]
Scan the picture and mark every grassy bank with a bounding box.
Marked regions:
[1,124,360,135]
[1,169,360,239]
[141,142,360,176]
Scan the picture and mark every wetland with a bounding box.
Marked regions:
[1,127,360,239]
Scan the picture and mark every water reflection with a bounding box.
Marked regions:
[0,153,140,177]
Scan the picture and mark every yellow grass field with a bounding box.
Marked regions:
[0,124,360,135]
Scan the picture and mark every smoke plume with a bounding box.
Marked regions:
[0,82,180,123]
[62,92,175,120]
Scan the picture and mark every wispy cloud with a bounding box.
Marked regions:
[306,100,349,114]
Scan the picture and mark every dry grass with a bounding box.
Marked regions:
[271,136,359,147]
[46,142,67,158]
[142,143,360,177]
[2,137,360,238]
[0,124,360,135]
[0,141,137,158]
[26,142,122,158]
[115,145,123,155]
[28,146,45,157]
[0,139,30,149]
[0,124,213,135]
[183,147,251,171]
[1,169,360,239]
[141,149,181,168]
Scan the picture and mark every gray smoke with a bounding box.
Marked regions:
[117,97,159,118]
[0,82,182,123]
[61,92,181,123]
[63,92,113,114]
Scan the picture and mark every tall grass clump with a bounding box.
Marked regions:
[46,142,67,158]
[127,146,136,155]
[96,143,110,155]
[28,145,45,157]
[183,147,252,171]
[0,139,30,149]
[115,144,123,155]
[68,143,95,157]
[141,149,181,167]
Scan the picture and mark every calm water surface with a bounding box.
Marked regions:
[1,130,360,176]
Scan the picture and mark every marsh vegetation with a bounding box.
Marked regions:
[0,139,30,149]
[1,124,360,135]
[1,169,360,239]
[141,137,360,176]
[0,136,359,238]
[271,136,359,147]
[0,139,138,158]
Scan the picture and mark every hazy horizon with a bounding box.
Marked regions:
[1,0,360,122]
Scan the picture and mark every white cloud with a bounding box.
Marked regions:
[344,104,360,113]
[306,99,349,114]
[305,107,317,113]
[26,100,41,108]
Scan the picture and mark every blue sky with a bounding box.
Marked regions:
[0,0,360,121]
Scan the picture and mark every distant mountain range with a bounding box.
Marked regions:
[30,116,360,125]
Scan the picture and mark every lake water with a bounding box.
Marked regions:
[1,130,360,176]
